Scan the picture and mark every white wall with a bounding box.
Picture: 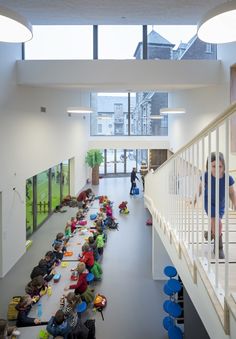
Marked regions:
[168,42,236,154]
[0,43,90,277]
[88,136,169,150]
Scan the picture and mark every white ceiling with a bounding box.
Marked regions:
[0,0,227,25]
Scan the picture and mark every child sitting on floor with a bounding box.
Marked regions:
[70,217,77,233]
[0,319,20,338]
[95,227,105,256]
[76,209,86,222]
[30,251,56,282]
[16,295,48,327]
[46,310,71,339]
[25,275,48,302]
[88,236,100,261]
[52,232,67,250]
[65,222,72,240]
[65,262,94,304]
[80,243,94,271]
[60,292,89,338]
[53,243,64,261]
[119,201,129,214]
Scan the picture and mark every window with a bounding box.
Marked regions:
[62,160,70,198]
[25,160,70,237]
[98,25,142,59]
[26,177,34,237]
[98,124,103,133]
[206,44,212,53]
[36,170,49,227]
[25,25,93,60]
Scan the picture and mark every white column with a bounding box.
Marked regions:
[152,220,173,280]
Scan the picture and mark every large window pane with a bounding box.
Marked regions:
[90,93,131,136]
[146,25,216,60]
[116,149,125,173]
[126,149,137,173]
[25,26,93,60]
[98,26,142,59]
[106,149,115,174]
[26,177,33,237]
[62,160,70,198]
[36,170,49,226]
[131,92,168,136]
[51,164,61,210]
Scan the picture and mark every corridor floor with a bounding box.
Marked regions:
[0,177,167,339]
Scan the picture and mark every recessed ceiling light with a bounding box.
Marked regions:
[160,108,186,114]
[0,5,32,42]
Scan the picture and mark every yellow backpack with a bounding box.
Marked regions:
[7,296,21,320]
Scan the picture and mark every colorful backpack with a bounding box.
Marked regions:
[93,294,107,320]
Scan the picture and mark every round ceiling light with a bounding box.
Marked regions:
[0,5,32,43]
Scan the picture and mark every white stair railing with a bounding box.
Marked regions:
[145,102,236,324]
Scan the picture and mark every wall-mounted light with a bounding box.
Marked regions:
[67,106,93,114]
[160,108,186,115]
[197,1,236,43]
[0,5,32,42]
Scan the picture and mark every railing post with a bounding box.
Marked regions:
[208,132,212,274]
[225,118,229,297]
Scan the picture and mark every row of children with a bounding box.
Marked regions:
[4,190,97,338]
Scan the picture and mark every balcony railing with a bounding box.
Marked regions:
[145,102,236,331]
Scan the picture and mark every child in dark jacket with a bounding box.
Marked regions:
[30,251,56,282]
[25,275,47,302]
[16,295,47,327]
[53,243,64,261]
[46,310,71,339]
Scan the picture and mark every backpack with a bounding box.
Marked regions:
[105,217,119,230]
[84,319,96,339]
[7,296,21,320]
[93,294,107,320]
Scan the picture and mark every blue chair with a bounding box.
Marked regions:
[163,300,172,313]
[163,283,173,297]
[86,272,94,284]
[168,325,183,339]
[164,266,177,278]
[166,279,182,294]
[163,316,174,331]
[76,301,87,314]
[167,301,182,318]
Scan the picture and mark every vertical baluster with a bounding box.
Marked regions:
[225,118,229,297]
[201,138,205,259]
[196,142,199,256]
[184,150,187,243]
[208,132,212,273]
[215,127,219,288]
[192,145,195,256]
[180,153,184,241]
[188,147,191,249]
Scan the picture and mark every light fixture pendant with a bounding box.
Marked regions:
[197,1,236,44]
[0,5,32,43]
[67,106,93,114]
[160,108,186,115]
[150,115,163,119]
